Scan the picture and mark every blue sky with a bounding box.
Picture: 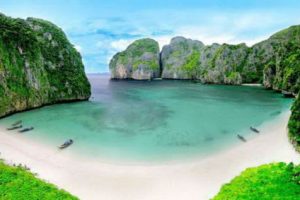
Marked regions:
[1,0,300,73]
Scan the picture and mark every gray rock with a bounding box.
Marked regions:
[161,37,204,79]
[161,37,249,84]
[199,43,249,84]
[109,38,160,80]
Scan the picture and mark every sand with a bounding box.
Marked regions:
[241,83,262,86]
[0,111,299,200]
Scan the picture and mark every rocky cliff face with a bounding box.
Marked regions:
[161,31,300,89]
[110,25,300,95]
[0,14,91,117]
[109,38,160,80]
[252,26,300,95]
[161,38,250,84]
[198,43,249,84]
[161,37,204,79]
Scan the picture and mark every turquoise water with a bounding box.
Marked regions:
[0,75,293,162]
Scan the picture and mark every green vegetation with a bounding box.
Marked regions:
[282,51,300,93]
[208,45,224,69]
[127,38,159,57]
[133,59,158,71]
[0,160,77,200]
[118,38,159,67]
[26,17,91,101]
[127,39,160,71]
[205,43,250,84]
[261,25,300,94]
[242,70,261,83]
[226,72,241,83]
[182,51,200,79]
[289,95,300,151]
[0,13,91,118]
[109,38,160,79]
[213,163,300,200]
[170,49,182,58]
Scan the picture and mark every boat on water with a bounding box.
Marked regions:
[250,127,260,133]
[11,120,22,126]
[237,134,247,142]
[59,139,74,149]
[19,127,34,133]
[7,125,23,130]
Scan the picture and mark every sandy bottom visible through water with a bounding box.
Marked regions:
[0,110,299,200]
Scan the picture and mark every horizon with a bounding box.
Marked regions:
[1,0,300,73]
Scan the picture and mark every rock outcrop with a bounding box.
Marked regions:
[110,25,300,95]
[109,38,160,80]
[250,25,300,95]
[161,36,204,79]
[198,43,249,85]
[0,14,91,117]
[161,38,250,84]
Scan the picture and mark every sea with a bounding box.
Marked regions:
[0,74,293,162]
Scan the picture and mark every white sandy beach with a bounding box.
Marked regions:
[0,111,299,200]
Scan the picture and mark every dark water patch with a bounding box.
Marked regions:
[204,136,214,142]
[270,111,282,116]
[221,130,229,135]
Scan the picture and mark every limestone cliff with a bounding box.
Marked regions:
[0,14,91,117]
[109,38,160,80]
[161,36,204,79]
[161,38,250,84]
[198,43,249,84]
[251,26,300,95]
[109,25,300,96]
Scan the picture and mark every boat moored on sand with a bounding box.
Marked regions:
[237,134,247,142]
[19,127,34,133]
[250,127,260,133]
[7,125,23,130]
[59,139,74,149]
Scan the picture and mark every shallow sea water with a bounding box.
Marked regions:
[0,74,293,162]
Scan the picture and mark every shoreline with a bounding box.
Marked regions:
[241,83,262,87]
[0,110,299,200]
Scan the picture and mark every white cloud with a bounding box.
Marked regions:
[96,40,110,49]
[110,39,134,51]
[152,10,290,46]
